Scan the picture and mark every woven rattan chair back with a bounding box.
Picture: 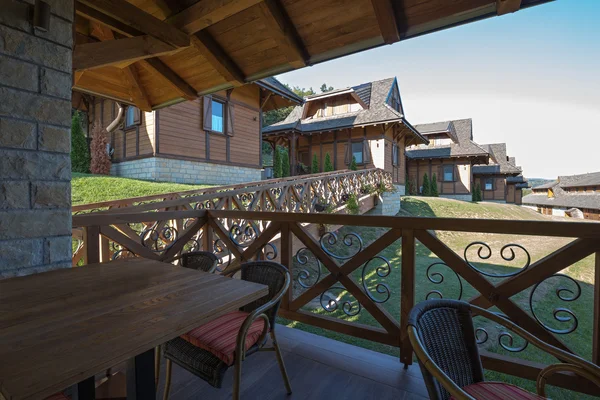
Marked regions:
[170,251,218,273]
[408,300,485,400]
[239,261,288,329]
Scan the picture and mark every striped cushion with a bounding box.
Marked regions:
[45,394,69,400]
[451,382,547,400]
[181,311,266,365]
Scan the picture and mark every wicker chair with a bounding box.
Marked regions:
[408,299,600,400]
[164,251,219,273]
[161,261,292,400]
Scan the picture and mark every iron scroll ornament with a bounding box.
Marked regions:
[295,247,322,288]
[529,273,581,335]
[319,232,363,261]
[464,242,531,278]
[425,262,463,301]
[474,314,529,353]
[140,223,178,253]
[361,256,392,303]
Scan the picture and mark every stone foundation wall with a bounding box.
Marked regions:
[111,157,262,185]
[373,184,405,216]
[0,1,74,277]
[441,194,473,202]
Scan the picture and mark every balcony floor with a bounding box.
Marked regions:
[156,325,428,400]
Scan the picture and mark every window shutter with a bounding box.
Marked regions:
[437,165,443,180]
[203,96,212,131]
[392,144,398,166]
[454,165,459,182]
[133,107,141,125]
[344,144,350,165]
[363,139,371,164]
[226,102,235,136]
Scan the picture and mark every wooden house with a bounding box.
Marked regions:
[81,78,302,185]
[473,144,528,204]
[523,172,600,220]
[406,119,489,200]
[262,78,429,191]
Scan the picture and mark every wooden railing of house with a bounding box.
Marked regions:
[72,209,600,396]
[72,168,391,215]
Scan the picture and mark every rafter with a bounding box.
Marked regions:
[370,0,400,44]
[73,35,177,70]
[258,0,309,68]
[166,0,263,35]
[190,31,246,86]
[122,64,152,112]
[497,0,522,15]
[140,58,197,101]
[77,0,189,47]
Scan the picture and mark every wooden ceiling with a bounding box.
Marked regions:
[73,0,552,111]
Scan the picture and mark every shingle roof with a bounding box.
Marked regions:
[256,77,303,104]
[558,172,600,188]
[262,77,427,143]
[472,143,522,175]
[533,180,558,189]
[406,119,489,160]
[522,192,600,211]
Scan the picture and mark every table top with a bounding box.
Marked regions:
[0,258,268,400]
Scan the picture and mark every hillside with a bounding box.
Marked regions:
[72,173,212,206]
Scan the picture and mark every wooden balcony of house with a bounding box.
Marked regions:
[68,169,600,399]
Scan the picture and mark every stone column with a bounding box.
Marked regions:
[0,0,74,277]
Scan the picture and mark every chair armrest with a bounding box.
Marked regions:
[537,363,600,397]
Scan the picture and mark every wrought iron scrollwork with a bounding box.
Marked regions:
[529,273,581,335]
[260,242,278,260]
[361,256,391,303]
[425,262,463,300]
[213,238,231,272]
[320,232,363,261]
[320,286,361,316]
[295,247,322,288]
[229,222,258,248]
[140,223,178,252]
[464,242,531,278]
[474,314,528,352]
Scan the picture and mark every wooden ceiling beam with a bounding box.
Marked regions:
[76,2,142,37]
[497,0,522,15]
[190,31,246,86]
[122,65,153,112]
[371,0,400,44]
[140,58,197,101]
[166,0,263,35]
[258,0,309,68]
[73,35,178,70]
[77,0,190,47]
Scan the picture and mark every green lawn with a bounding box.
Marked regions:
[72,173,213,206]
[280,196,597,399]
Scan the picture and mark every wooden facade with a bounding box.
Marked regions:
[407,158,472,196]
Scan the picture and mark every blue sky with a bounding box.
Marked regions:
[276,0,600,178]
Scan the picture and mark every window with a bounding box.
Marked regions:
[484,178,494,191]
[211,100,224,133]
[351,142,363,164]
[392,144,399,166]
[442,165,454,182]
[125,106,139,128]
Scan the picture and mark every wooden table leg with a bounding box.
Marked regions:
[76,376,95,400]
[126,348,156,400]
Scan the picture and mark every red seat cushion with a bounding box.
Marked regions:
[181,311,266,365]
[451,382,547,400]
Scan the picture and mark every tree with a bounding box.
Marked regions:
[263,85,315,126]
[273,145,282,178]
[320,83,334,93]
[281,149,290,177]
[311,153,319,174]
[422,173,431,196]
[349,156,358,171]
[472,183,483,202]
[431,173,439,197]
[71,111,90,173]
[324,153,334,172]
[89,124,111,175]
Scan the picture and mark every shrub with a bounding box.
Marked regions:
[349,156,358,171]
[312,153,319,174]
[281,149,290,177]
[324,153,334,172]
[346,193,360,215]
[71,111,90,173]
[472,183,483,202]
[89,124,111,175]
[422,173,431,196]
[431,173,439,197]
[406,175,416,195]
[361,184,375,195]
[273,145,282,178]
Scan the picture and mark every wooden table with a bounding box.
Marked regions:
[0,258,268,400]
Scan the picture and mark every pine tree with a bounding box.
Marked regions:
[472,183,483,202]
[71,111,90,173]
[422,173,431,196]
[311,153,319,174]
[324,153,334,172]
[349,156,358,171]
[89,124,111,175]
[281,149,290,177]
[431,173,439,197]
[273,145,282,178]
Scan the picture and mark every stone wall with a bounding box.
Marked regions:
[441,194,473,202]
[373,184,405,216]
[111,157,263,185]
[0,0,73,277]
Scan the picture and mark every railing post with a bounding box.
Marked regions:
[85,226,101,265]
[99,236,110,263]
[202,221,213,253]
[280,222,293,310]
[400,229,415,368]
[594,251,600,365]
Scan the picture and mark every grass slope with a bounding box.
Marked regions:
[281,197,596,399]
[72,173,213,206]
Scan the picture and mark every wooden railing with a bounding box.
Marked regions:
[72,168,392,215]
[71,209,600,396]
